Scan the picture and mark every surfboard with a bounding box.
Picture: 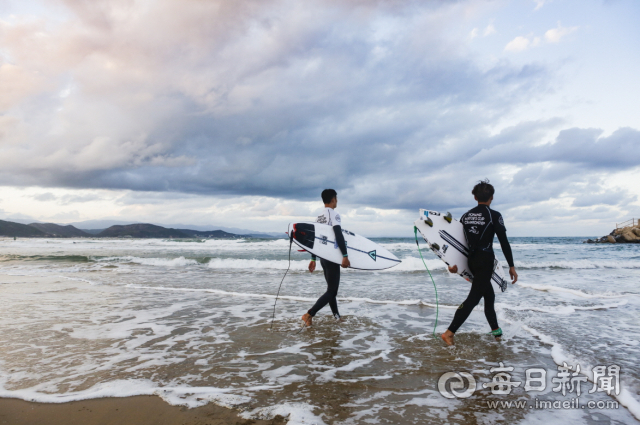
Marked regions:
[413,209,509,292]
[287,222,401,270]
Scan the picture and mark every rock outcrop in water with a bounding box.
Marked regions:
[585,224,640,243]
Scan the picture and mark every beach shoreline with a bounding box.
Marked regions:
[0,395,286,425]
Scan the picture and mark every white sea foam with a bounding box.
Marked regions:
[95,256,200,267]
[240,402,326,425]
[124,284,460,309]
[516,282,628,299]
[497,300,628,314]
[515,259,640,269]
[206,257,309,270]
[519,324,640,421]
[0,377,280,410]
[86,255,444,272]
[2,236,639,424]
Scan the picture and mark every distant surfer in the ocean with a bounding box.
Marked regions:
[441,180,518,346]
[301,189,350,327]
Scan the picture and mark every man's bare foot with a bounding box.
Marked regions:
[441,330,455,346]
[301,313,313,327]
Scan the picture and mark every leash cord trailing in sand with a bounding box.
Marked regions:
[270,235,294,331]
[414,226,439,339]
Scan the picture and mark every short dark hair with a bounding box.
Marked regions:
[472,179,495,202]
[321,189,337,204]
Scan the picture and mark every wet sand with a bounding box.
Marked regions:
[0,396,286,425]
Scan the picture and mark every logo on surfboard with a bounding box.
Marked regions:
[368,250,377,261]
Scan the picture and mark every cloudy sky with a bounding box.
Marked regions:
[1,0,639,236]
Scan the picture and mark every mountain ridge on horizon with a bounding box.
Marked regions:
[0,215,281,238]
[0,219,282,239]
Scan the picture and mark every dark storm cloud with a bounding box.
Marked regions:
[0,0,638,213]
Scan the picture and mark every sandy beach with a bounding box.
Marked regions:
[0,395,284,425]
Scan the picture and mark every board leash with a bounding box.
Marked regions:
[414,226,439,339]
[270,234,294,331]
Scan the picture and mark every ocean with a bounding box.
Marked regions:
[0,236,638,424]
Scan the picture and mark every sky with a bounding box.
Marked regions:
[0,0,639,237]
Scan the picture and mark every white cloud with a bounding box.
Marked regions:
[483,24,496,36]
[533,0,551,11]
[504,36,531,52]
[545,22,578,43]
[0,0,636,237]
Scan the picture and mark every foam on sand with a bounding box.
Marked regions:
[520,324,640,421]
[240,402,326,425]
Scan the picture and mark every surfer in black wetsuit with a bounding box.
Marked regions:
[441,180,518,346]
[301,189,350,327]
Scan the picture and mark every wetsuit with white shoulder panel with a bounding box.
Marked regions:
[308,207,347,319]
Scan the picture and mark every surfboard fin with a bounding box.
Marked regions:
[431,243,440,251]
[444,212,452,223]
[424,217,433,227]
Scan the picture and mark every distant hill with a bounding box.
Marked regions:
[29,223,91,237]
[0,220,47,237]
[81,229,105,235]
[97,224,189,238]
[176,229,242,238]
[0,218,281,239]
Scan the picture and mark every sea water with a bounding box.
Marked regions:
[0,236,638,424]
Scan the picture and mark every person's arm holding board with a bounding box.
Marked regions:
[309,253,317,272]
[333,223,350,268]
[494,212,518,284]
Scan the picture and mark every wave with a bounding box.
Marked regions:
[0,255,92,263]
[95,256,201,267]
[514,259,640,270]
[123,284,459,308]
[92,256,445,272]
[206,258,308,270]
[6,253,640,273]
[516,281,632,299]
[496,300,628,314]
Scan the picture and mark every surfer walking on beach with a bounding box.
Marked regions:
[441,180,518,346]
[301,189,350,327]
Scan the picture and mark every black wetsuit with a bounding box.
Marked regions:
[448,205,514,333]
[308,209,348,319]
[308,258,341,318]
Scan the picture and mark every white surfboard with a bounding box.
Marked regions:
[287,222,401,270]
[414,209,509,292]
